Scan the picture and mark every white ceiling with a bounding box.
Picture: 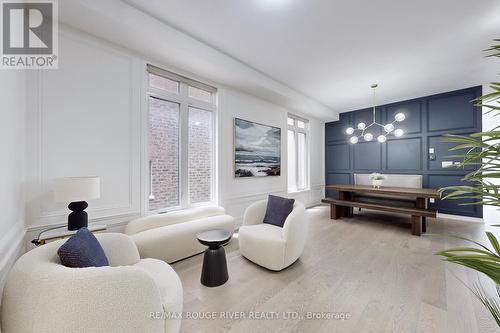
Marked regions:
[125,0,500,113]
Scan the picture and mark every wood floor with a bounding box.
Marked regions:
[172,205,500,333]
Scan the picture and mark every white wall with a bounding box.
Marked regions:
[25,29,143,234]
[482,83,500,225]
[218,89,325,223]
[23,26,325,242]
[0,70,27,289]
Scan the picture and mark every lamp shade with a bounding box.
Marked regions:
[53,177,101,203]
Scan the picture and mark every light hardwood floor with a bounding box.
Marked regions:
[172,205,500,333]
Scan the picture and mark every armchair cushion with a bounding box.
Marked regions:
[262,195,295,228]
[57,228,109,268]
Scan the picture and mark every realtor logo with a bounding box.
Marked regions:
[1,0,58,69]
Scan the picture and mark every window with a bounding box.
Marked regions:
[147,65,216,212]
[188,86,213,103]
[288,115,309,192]
[188,107,213,203]
[148,97,180,210]
[149,73,179,94]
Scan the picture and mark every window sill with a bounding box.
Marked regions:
[148,201,217,215]
[287,188,311,194]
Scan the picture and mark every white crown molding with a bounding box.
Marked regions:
[58,0,337,121]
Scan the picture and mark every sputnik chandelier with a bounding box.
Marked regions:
[345,84,405,144]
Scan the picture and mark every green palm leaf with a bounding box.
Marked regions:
[436,38,500,328]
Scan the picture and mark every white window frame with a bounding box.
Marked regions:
[287,114,310,192]
[146,65,217,213]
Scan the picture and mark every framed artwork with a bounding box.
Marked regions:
[234,118,281,177]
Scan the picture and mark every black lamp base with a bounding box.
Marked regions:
[67,201,89,231]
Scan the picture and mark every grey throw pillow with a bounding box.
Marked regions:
[262,195,295,228]
[57,228,109,268]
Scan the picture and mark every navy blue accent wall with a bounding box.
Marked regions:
[325,86,483,218]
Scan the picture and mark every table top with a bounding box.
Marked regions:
[326,184,440,199]
[197,229,232,247]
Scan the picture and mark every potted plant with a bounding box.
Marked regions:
[369,173,385,188]
[437,39,500,326]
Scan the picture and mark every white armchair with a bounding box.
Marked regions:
[1,233,183,333]
[238,199,307,271]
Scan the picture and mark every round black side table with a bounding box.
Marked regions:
[197,229,232,287]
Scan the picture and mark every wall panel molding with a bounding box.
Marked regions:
[25,28,142,228]
[325,86,482,218]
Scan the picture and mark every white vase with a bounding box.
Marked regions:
[372,179,383,188]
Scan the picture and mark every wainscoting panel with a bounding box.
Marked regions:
[427,90,478,132]
[353,142,382,170]
[325,86,483,218]
[325,112,350,142]
[25,28,143,228]
[326,144,350,170]
[428,174,481,217]
[326,173,350,198]
[386,137,422,171]
[427,134,477,171]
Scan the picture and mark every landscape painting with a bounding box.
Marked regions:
[234,118,281,177]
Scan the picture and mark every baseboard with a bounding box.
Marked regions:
[436,212,484,223]
[0,223,26,302]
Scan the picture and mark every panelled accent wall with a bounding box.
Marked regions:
[325,86,482,218]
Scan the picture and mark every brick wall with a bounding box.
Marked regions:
[149,97,179,210]
[149,98,212,210]
[188,108,212,203]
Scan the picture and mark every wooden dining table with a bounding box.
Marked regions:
[322,184,440,236]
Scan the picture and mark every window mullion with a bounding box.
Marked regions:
[179,82,190,209]
[295,130,299,190]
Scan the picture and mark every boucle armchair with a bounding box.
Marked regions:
[1,233,183,333]
[238,199,307,271]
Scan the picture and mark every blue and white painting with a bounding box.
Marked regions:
[234,118,281,177]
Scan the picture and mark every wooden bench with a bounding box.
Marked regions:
[321,197,437,236]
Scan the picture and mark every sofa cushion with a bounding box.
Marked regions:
[131,214,235,263]
[57,228,109,268]
[262,195,295,228]
[126,206,227,235]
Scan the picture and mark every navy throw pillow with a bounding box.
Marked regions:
[262,195,295,228]
[57,228,109,268]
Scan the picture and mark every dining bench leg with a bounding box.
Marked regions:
[415,197,427,234]
[331,204,338,219]
[330,203,345,220]
[411,216,422,236]
[339,191,353,217]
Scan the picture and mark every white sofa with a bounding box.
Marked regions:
[126,206,235,263]
[1,233,182,333]
[238,199,307,271]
